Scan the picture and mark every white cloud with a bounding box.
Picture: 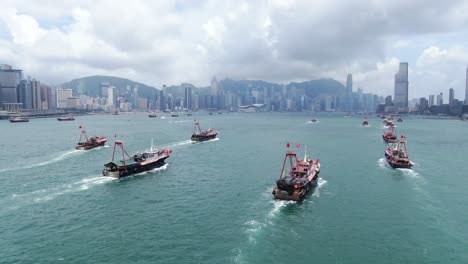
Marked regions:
[0,0,467,99]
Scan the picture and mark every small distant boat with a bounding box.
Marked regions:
[362,118,369,126]
[171,113,179,117]
[382,125,398,143]
[9,116,29,123]
[397,117,403,122]
[102,139,172,178]
[272,144,320,201]
[344,113,352,118]
[310,118,318,123]
[57,115,75,121]
[209,112,213,115]
[218,112,222,114]
[385,135,413,169]
[76,126,107,150]
[148,114,158,118]
[112,110,119,115]
[186,113,193,116]
[191,120,218,142]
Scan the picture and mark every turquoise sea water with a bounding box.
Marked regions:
[0,113,467,264]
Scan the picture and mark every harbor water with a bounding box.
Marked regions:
[1,113,467,263]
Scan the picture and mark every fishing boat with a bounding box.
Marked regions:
[191,120,218,142]
[362,118,369,126]
[382,125,398,143]
[57,114,75,121]
[76,126,107,150]
[102,139,172,178]
[385,135,413,169]
[272,144,321,201]
[9,116,29,123]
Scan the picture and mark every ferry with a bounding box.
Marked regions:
[191,120,218,142]
[385,135,413,169]
[103,139,172,178]
[272,144,320,201]
[57,115,75,121]
[9,116,29,123]
[76,126,107,150]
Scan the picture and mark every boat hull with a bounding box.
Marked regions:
[9,119,29,123]
[57,118,75,121]
[382,135,397,143]
[272,178,318,201]
[386,158,413,169]
[102,157,168,178]
[76,141,106,150]
[191,134,217,142]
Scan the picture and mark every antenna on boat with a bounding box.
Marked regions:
[304,145,307,161]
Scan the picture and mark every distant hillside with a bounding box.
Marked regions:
[287,79,346,97]
[220,78,345,97]
[61,75,158,98]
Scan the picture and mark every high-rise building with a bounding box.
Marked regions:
[40,84,52,109]
[449,88,454,105]
[17,80,32,109]
[211,76,218,95]
[184,86,192,110]
[0,64,23,108]
[394,62,409,111]
[465,66,468,104]
[31,79,41,109]
[100,82,110,97]
[107,86,116,107]
[429,95,435,107]
[436,92,443,105]
[346,74,353,111]
[56,88,73,108]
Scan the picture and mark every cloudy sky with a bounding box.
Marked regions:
[1,0,468,100]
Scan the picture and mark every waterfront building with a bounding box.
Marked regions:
[0,64,23,109]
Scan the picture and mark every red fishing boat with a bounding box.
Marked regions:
[385,135,413,169]
[102,139,172,178]
[191,120,218,142]
[272,143,321,201]
[382,125,398,143]
[75,126,107,150]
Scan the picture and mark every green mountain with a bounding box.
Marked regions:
[61,75,159,98]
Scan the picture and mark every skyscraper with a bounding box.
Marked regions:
[31,79,41,109]
[56,88,73,108]
[394,62,409,111]
[184,86,192,110]
[17,80,32,109]
[346,74,353,111]
[429,95,435,107]
[449,88,454,105]
[0,64,23,108]
[465,66,468,104]
[211,76,218,95]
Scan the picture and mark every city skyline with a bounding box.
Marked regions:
[1,1,468,99]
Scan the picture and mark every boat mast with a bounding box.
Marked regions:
[78,125,88,142]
